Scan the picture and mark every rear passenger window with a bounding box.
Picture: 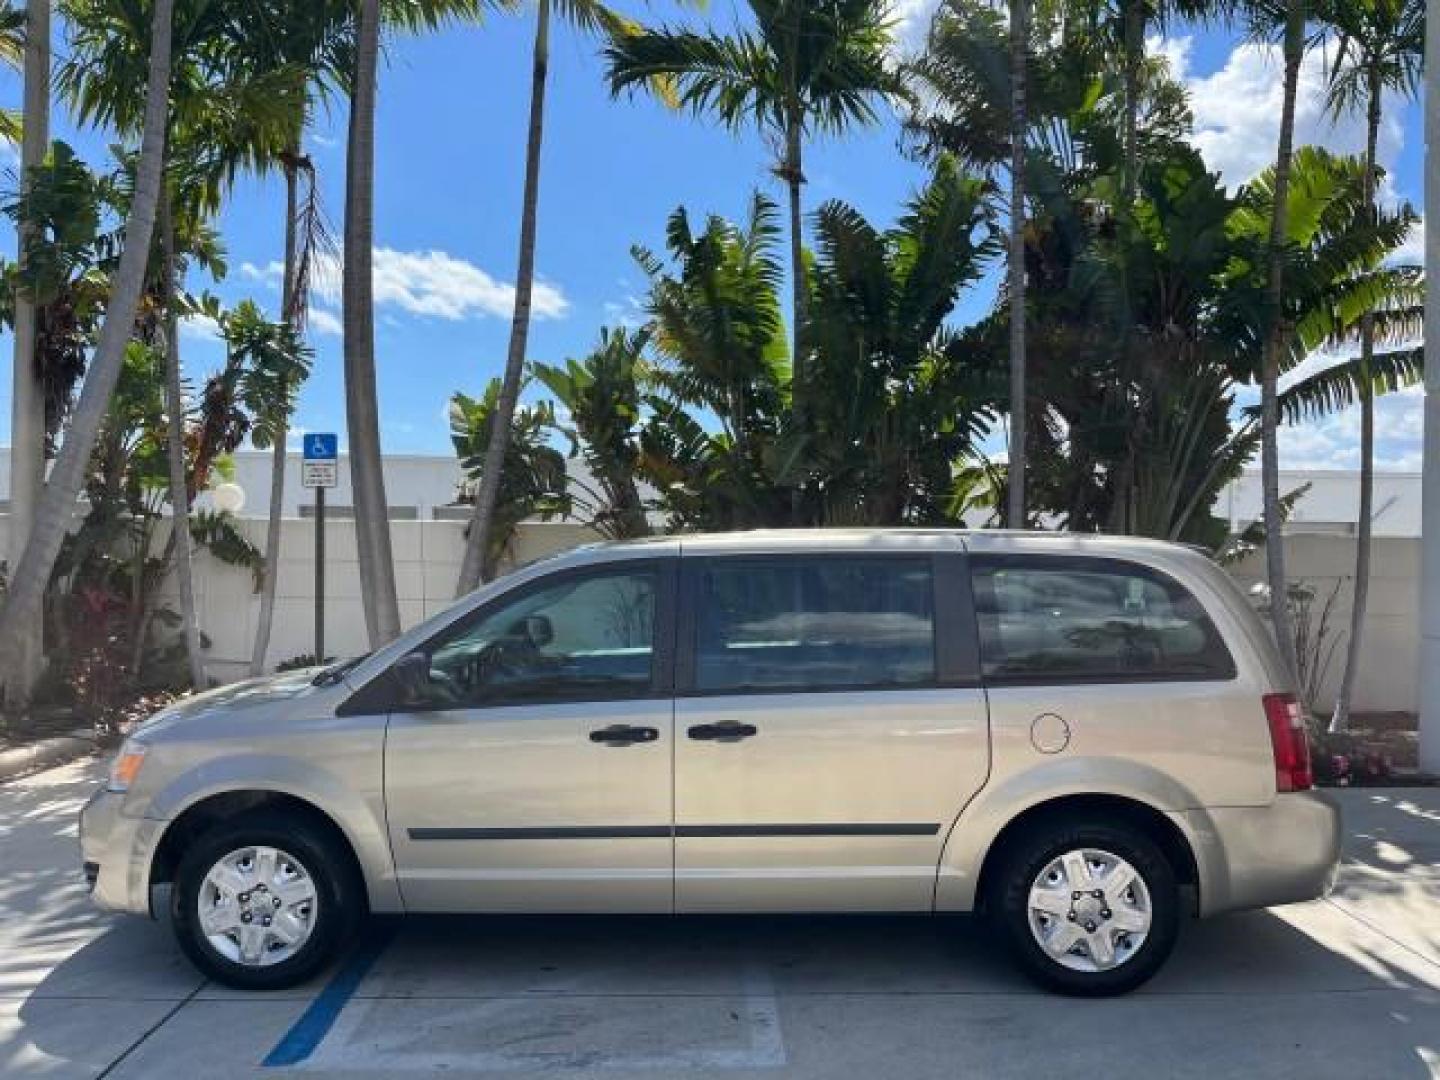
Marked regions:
[693,558,936,693]
[971,558,1235,683]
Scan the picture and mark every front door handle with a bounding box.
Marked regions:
[589,724,659,747]
[687,721,758,743]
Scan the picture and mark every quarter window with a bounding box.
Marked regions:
[971,558,1234,683]
[692,558,936,693]
[415,568,657,707]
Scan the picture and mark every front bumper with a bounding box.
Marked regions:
[79,787,166,917]
[1174,790,1342,917]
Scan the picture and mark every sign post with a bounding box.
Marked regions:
[301,433,339,662]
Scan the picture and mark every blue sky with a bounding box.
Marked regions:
[0,1,1427,471]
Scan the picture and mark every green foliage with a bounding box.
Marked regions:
[450,379,571,578]
[533,328,652,540]
[4,141,114,445]
[191,510,265,590]
[606,1,903,138]
[524,161,1002,534]
[806,156,1001,524]
[224,300,314,449]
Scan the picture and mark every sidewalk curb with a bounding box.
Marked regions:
[0,728,99,783]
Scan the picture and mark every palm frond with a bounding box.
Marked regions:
[1275,346,1424,425]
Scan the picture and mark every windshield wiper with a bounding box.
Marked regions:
[312,655,368,687]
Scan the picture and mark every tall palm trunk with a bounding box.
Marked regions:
[160,198,205,689]
[1260,0,1305,681]
[5,0,51,716]
[250,150,301,675]
[782,0,808,523]
[344,0,401,644]
[1006,0,1029,529]
[782,107,807,525]
[0,0,174,678]
[1120,0,1143,204]
[1330,68,1383,733]
[457,0,550,596]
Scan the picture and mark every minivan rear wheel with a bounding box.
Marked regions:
[992,820,1179,996]
[171,813,361,990]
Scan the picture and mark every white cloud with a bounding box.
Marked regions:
[1391,217,1424,265]
[240,260,285,288]
[311,247,568,323]
[307,307,343,337]
[1174,36,1408,191]
[890,0,939,54]
[1277,390,1425,472]
[603,295,646,329]
[180,312,222,342]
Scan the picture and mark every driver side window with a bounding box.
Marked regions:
[414,567,658,708]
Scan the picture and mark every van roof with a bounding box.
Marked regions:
[586,529,1203,558]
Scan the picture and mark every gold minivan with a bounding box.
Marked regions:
[81,530,1340,996]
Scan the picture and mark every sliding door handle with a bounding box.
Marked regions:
[687,722,758,743]
[589,724,659,746]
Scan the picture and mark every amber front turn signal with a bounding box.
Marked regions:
[107,743,148,793]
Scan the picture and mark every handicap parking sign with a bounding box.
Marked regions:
[301,433,339,488]
[304,433,338,461]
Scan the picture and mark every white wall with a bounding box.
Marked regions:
[0,514,601,684]
[1229,535,1419,714]
[1218,470,1422,538]
[198,518,603,680]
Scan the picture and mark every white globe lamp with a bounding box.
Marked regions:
[212,482,246,515]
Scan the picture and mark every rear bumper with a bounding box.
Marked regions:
[1173,790,1342,917]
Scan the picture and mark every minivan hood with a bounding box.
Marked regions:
[132,668,326,739]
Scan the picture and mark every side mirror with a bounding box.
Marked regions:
[392,651,432,702]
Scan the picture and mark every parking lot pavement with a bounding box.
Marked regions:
[3,763,1440,1080]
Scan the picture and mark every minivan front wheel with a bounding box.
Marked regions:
[171,814,360,990]
[994,821,1178,996]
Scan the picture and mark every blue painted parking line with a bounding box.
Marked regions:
[263,921,399,1068]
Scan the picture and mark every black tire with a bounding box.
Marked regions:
[991,819,1179,997]
[171,812,363,991]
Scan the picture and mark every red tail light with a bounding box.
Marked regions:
[1263,692,1313,792]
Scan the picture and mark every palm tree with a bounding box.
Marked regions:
[1254,0,1310,680]
[605,0,902,513]
[1006,0,1028,528]
[157,198,205,687]
[909,0,1094,526]
[248,143,325,675]
[343,0,498,632]
[6,0,51,712]
[1316,0,1423,732]
[342,0,401,645]
[237,0,338,676]
[240,0,481,669]
[60,0,305,689]
[1076,0,1220,201]
[0,0,174,687]
[456,0,653,595]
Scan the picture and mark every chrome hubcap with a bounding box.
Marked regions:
[1027,848,1151,973]
[198,845,319,967]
